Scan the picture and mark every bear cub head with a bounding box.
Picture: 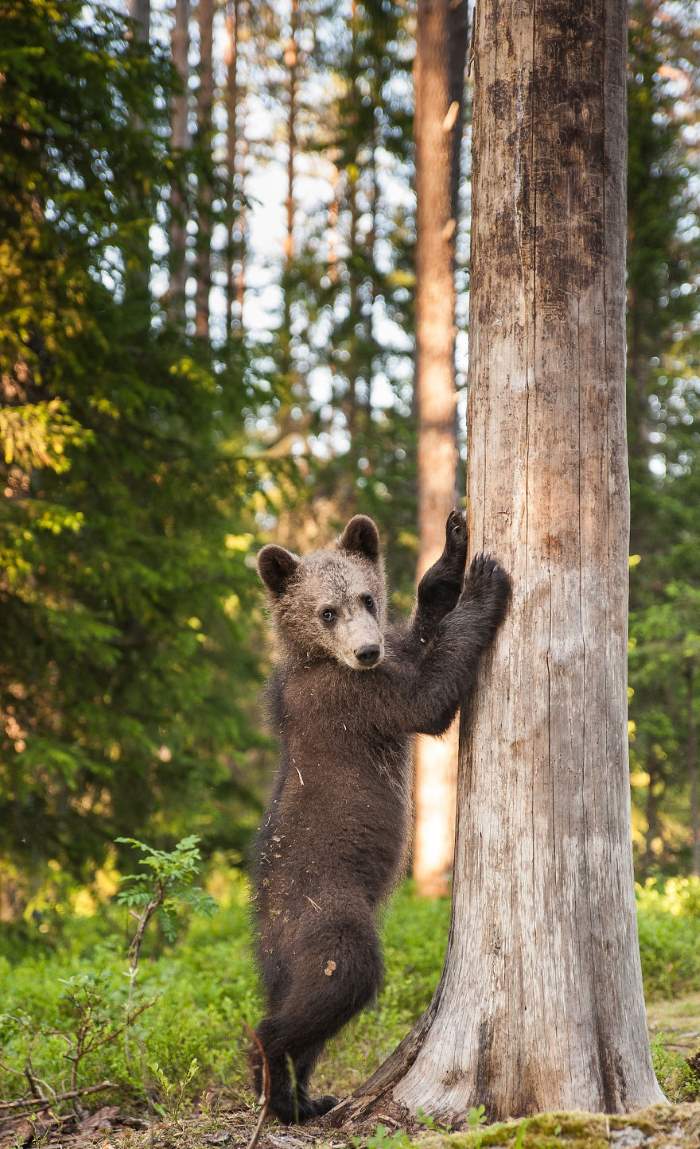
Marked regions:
[257,515,387,670]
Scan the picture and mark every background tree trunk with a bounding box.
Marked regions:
[332,0,664,1122]
[195,0,214,340]
[224,0,244,339]
[129,0,150,44]
[279,0,298,391]
[412,0,469,898]
[169,0,191,323]
[687,662,700,876]
[126,0,151,318]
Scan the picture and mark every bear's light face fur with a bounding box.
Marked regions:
[257,515,387,671]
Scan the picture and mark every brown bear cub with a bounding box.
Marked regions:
[251,511,510,1123]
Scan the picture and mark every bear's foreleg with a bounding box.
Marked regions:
[411,509,468,642]
[392,553,511,737]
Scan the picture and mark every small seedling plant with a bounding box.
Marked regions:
[0,835,215,1130]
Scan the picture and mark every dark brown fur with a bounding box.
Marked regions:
[251,511,510,1122]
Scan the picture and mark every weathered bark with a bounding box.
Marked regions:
[194,0,214,340]
[412,0,469,898]
[169,0,190,322]
[332,0,663,1123]
[687,662,700,876]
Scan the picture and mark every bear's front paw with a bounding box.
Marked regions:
[463,553,512,623]
[416,511,468,623]
[444,508,468,566]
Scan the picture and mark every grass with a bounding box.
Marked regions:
[1,875,699,1121]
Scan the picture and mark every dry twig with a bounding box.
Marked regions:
[245,1025,270,1149]
[0,1080,113,1114]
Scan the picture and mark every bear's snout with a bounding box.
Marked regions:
[355,644,381,668]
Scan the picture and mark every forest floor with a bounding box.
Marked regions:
[2,887,700,1149]
[5,1098,700,1149]
[4,993,700,1149]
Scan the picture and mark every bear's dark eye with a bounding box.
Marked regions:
[362,594,376,614]
[320,607,337,624]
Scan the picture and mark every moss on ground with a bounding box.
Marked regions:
[418,1104,700,1148]
[33,1103,697,1149]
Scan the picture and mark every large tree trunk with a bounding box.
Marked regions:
[412,0,469,898]
[169,0,190,323]
[195,0,214,340]
[332,0,663,1123]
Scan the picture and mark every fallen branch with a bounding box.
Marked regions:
[0,1080,113,1113]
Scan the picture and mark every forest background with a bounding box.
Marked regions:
[1,0,700,1128]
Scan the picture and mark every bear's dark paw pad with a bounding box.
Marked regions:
[466,553,512,606]
[308,1094,339,1119]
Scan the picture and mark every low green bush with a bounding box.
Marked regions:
[1,872,699,1113]
[637,876,700,1000]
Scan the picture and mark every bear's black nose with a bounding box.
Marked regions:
[356,644,380,667]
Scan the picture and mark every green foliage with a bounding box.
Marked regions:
[354,1125,412,1149]
[626,0,700,874]
[117,835,217,944]
[651,1033,700,1102]
[636,877,700,999]
[0,0,266,899]
[1,881,700,1116]
[149,1057,201,1120]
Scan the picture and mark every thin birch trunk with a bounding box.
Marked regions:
[280,0,298,384]
[412,0,469,898]
[169,0,191,322]
[331,0,664,1122]
[225,0,244,339]
[126,0,151,316]
[129,0,150,43]
[195,0,214,340]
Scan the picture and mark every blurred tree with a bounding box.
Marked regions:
[0,0,263,912]
[412,0,469,899]
[626,0,700,874]
[224,0,246,338]
[195,0,215,340]
[169,0,191,323]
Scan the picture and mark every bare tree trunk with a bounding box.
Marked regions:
[279,0,298,386]
[126,0,151,317]
[169,0,191,322]
[643,758,662,874]
[332,0,663,1122]
[129,0,150,43]
[195,0,214,340]
[225,0,244,339]
[687,662,700,876]
[412,0,469,898]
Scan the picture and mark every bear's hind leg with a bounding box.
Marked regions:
[293,1041,337,1120]
[254,914,382,1123]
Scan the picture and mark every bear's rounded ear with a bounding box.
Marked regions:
[339,515,381,563]
[257,545,300,597]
